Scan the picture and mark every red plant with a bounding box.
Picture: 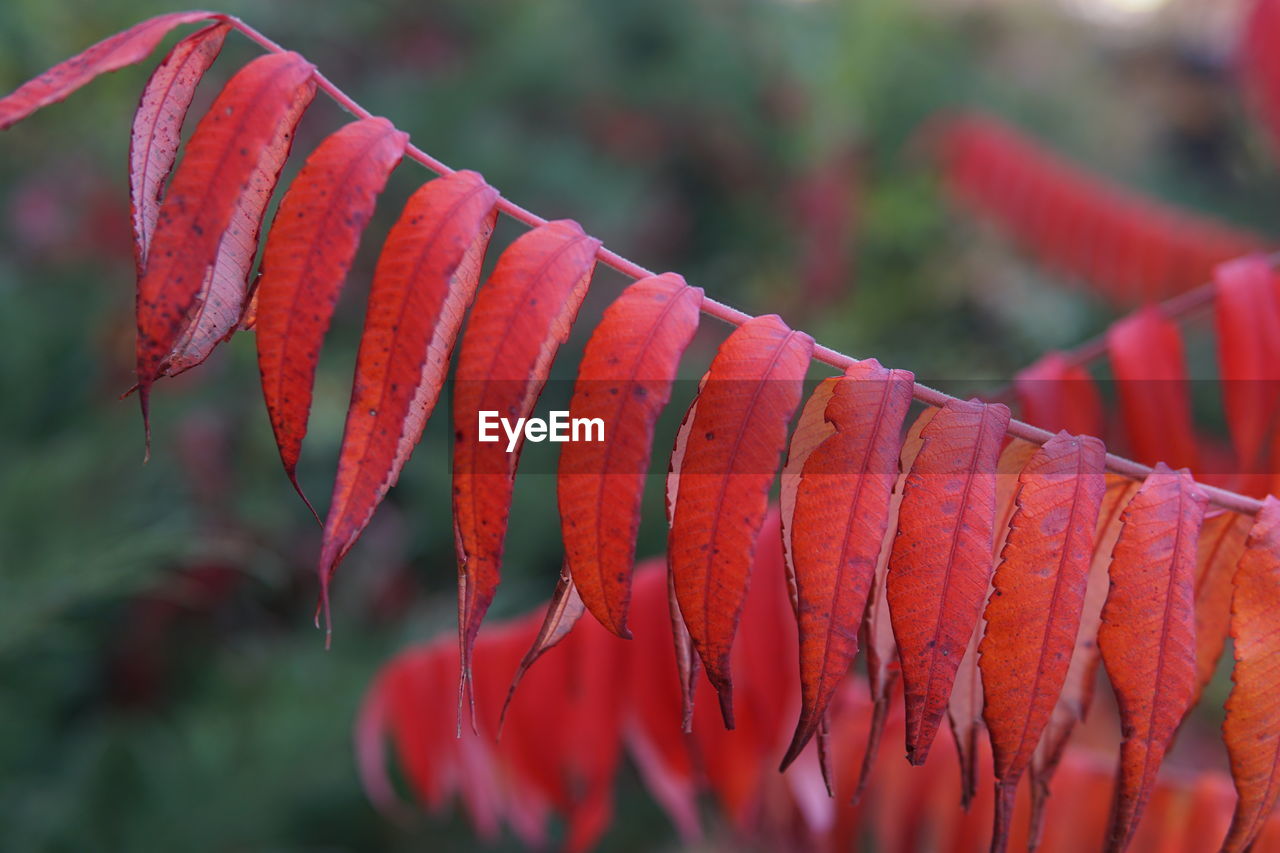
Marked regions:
[3,13,1280,852]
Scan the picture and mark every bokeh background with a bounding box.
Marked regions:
[0,0,1276,849]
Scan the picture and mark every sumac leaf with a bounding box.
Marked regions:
[1213,255,1280,472]
[667,315,813,727]
[558,273,702,638]
[319,171,498,601]
[129,22,229,269]
[135,51,316,448]
[255,116,409,519]
[779,359,913,769]
[887,397,1011,765]
[1098,463,1207,852]
[1107,306,1198,471]
[1013,352,1105,439]
[452,220,600,716]
[1192,510,1250,699]
[1028,473,1138,847]
[0,10,217,130]
[1221,495,1280,853]
[981,431,1107,852]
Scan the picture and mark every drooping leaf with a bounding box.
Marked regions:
[129,22,229,270]
[134,51,316,450]
[558,273,702,638]
[160,70,315,383]
[779,359,913,770]
[855,405,935,802]
[1107,306,1199,471]
[981,432,1107,852]
[1098,463,1207,852]
[887,397,1011,765]
[0,10,218,130]
[499,568,585,731]
[1013,352,1105,439]
[1221,495,1280,853]
[1028,473,1138,848]
[1213,255,1280,473]
[665,383,704,731]
[1191,510,1250,698]
[255,116,409,521]
[949,438,1038,811]
[667,315,813,727]
[452,220,600,716]
[319,171,498,601]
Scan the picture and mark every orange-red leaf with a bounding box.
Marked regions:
[129,22,229,269]
[886,397,1011,765]
[160,72,313,381]
[1107,306,1198,471]
[667,316,813,728]
[1213,255,1280,472]
[1028,473,1138,847]
[779,359,913,769]
[665,386,704,732]
[452,220,600,713]
[981,432,1107,852]
[855,405,935,800]
[134,51,316,446]
[949,438,1037,811]
[499,569,585,731]
[0,10,217,130]
[558,273,703,638]
[319,171,497,599]
[1013,352,1105,439]
[1222,495,1280,853]
[1192,510,1250,698]
[255,117,408,517]
[1098,463,1207,852]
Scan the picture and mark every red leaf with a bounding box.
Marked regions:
[160,75,314,382]
[949,438,1038,811]
[1098,463,1207,852]
[887,397,1011,765]
[1192,510,1250,698]
[1222,495,1280,853]
[1028,474,1138,847]
[778,359,913,769]
[980,432,1107,852]
[452,220,600,716]
[319,171,497,600]
[255,117,409,521]
[129,22,229,270]
[499,568,585,730]
[855,405,935,801]
[0,10,217,130]
[558,273,703,637]
[1013,352,1105,439]
[134,51,316,449]
[667,315,813,727]
[665,386,704,731]
[1107,306,1199,471]
[1213,255,1280,472]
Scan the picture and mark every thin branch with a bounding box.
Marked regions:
[219,15,1265,518]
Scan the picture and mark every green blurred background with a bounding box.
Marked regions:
[0,0,1276,849]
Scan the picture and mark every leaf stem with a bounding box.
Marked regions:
[219,15,1264,517]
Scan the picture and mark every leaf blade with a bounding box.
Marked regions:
[558,273,703,638]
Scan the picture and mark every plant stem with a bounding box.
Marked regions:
[219,15,1264,517]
